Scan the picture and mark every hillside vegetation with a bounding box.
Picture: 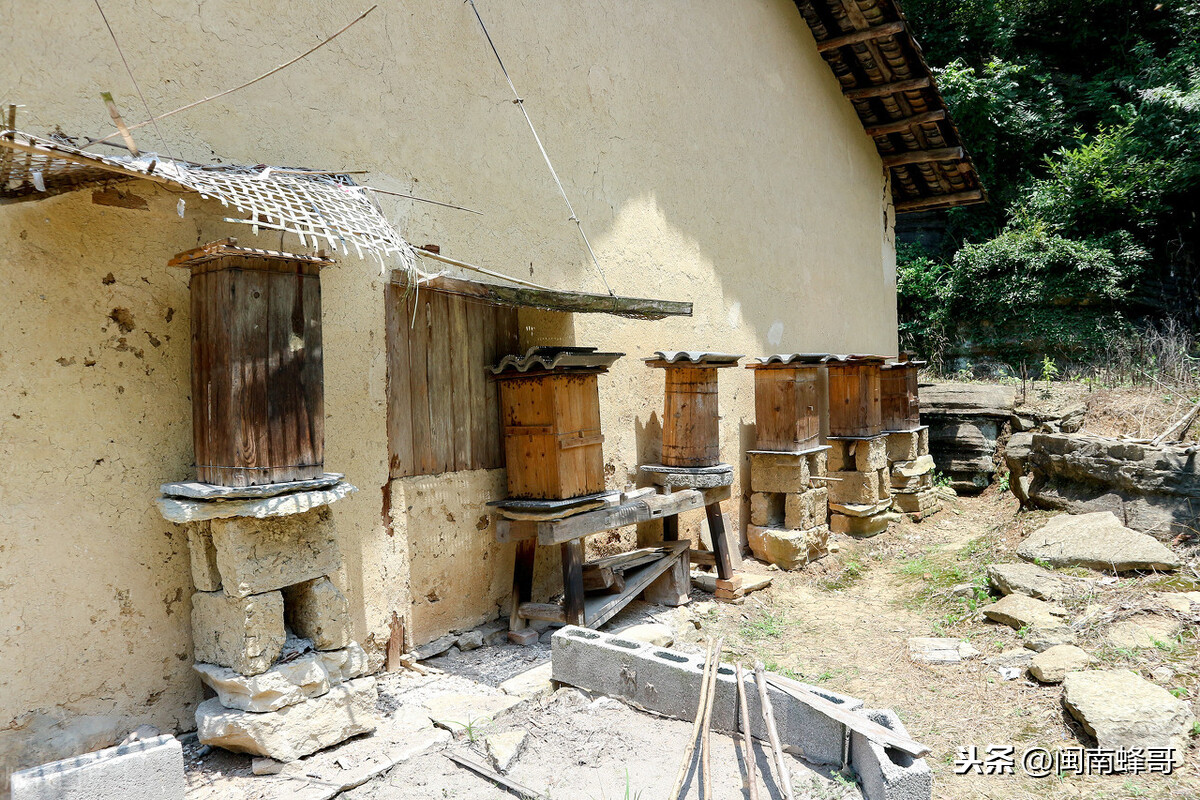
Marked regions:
[899,0,1200,375]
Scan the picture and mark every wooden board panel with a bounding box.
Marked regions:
[385,284,415,477]
[386,286,518,479]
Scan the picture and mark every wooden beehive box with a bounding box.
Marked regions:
[746,354,827,452]
[171,240,329,487]
[827,355,885,438]
[881,357,926,432]
[646,352,742,467]
[492,347,623,500]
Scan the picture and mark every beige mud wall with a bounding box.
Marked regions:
[0,0,895,774]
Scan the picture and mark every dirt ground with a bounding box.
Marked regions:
[186,488,1198,800]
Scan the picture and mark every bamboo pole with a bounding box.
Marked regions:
[670,639,716,800]
[699,637,723,800]
[735,663,759,800]
[755,662,795,800]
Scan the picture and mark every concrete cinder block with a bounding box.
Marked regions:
[210,507,340,598]
[187,522,222,592]
[886,431,921,463]
[191,590,285,676]
[10,735,185,800]
[784,487,829,530]
[827,470,880,506]
[551,627,861,766]
[856,437,889,472]
[749,492,784,528]
[850,708,932,800]
[750,453,809,494]
[282,576,351,651]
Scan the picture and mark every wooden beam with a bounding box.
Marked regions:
[816,21,906,52]
[893,189,986,213]
[882,147,964,168]
[535,486,732,546]
[393,271,692,320]
[864,110,946,137]
[843,77,930,100]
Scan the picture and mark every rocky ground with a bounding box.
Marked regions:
[183,488,1198,800]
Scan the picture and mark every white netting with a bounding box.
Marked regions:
[0,130,416,275]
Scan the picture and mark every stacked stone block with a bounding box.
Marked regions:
[885,427,940,521]
[747,448,830,569]
[187,508,378,761]
[826,437,898,537]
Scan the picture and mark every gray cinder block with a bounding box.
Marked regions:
[849,709,932,800]
[10,735,185,800]
[551,627,864,766]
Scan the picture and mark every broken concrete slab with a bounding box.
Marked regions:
[498,663,554,698]
[209,509,342,598]
[424,692,524,736]
[550,625,863,767]
[1062,670,1194,768]
[283,577,351,651]
[849,709,932,800]
[986,562,1068,602]
[1017,512,1181,572]
[10,735,185,800]
[484,729,527,773]
[191,590,285,676]
[156,481,357,523]
[980,593,1074,652]
[196,678,378,762]
[906,638,979,664]
[1029,645,1093,683]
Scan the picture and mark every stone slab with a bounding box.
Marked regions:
[986,562,1068,601]
[785,487,828,530]
[210,508,341,598]
[827,470,882,506]
[197,678,378,762]
[1029,645,1093,683]
[1017,511,1181,572]
[423,692,524,735]
[747,524,829,570]
[750,452,810,494]
[484,729,528,773]
[849,709,932,800]
[10,735,185,800]
[550,626,863,766]
[980,593,1074,652]
[193,643,368,712]
[498,663,555,698]
[156,482,357,523]
[1062,670,1194,768]
[161,474,344,500]
[906,638,978,665]
[641,464,734,489]
[192,591,285,676]
[830,512,896,538]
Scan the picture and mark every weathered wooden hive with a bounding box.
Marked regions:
[491,346,623,500]
[171,240,328,487]
[880,356,927,433]
[746,354,828,452]
[826,354,886,439]
[645,351,742,467]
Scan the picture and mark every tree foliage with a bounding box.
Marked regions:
[897,0,1200,367]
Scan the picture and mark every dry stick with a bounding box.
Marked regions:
[755,662,795,800]
[84,4,378,149]
[100,92,138,156]
[670,639,716,799]
[1153,398,1200,446]
[699,637,724,800]
[735,663,759,800]
[414,247,559,292]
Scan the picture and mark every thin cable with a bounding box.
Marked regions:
[92,0,174,162]
[465,0,615,296]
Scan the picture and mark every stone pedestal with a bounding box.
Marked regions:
[825,436,899,537]
[884,427,940,521]
[162,484,377,762]
[747,447,831,568]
